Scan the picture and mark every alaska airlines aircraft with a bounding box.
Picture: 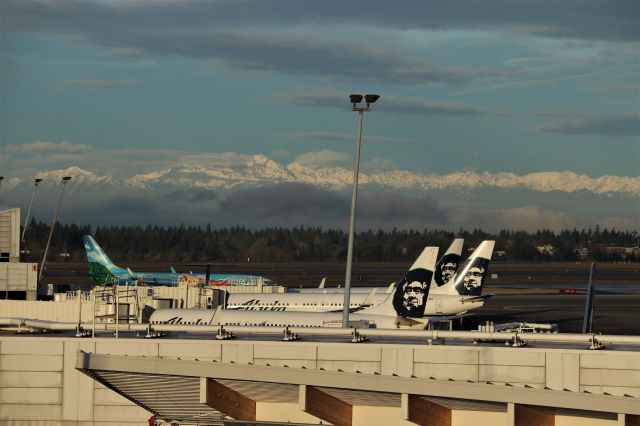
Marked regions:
[224,240,492,315]
[149,241,495,328]
[287,238,464,295]
[83,235,272,286]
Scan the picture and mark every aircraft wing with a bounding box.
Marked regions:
[459,294,494,304]
[394,316,430,328]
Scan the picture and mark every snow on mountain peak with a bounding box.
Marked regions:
[7,161,639,197]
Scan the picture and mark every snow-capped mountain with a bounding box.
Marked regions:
[5,158,639,197]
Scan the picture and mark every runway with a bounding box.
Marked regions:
[464,294,640,335]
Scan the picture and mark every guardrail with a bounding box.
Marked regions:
[2,316,640,349]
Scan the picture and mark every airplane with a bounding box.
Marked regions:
[83,235,273,287]
[224,240,493,316]
[225,287,382,313]
[149,241,495,328]
[287,238,464,295]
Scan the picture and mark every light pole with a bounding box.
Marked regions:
[22,178,43,244]
[342,94,380,328]
[39,176,72,283]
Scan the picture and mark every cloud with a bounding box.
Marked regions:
[4,0,636,43]
[292,150,350,169]
[451,206,639,233]
[379,96,508,116]
[5,179,635,232]
[58,79,136,89]
[582,80,640,94]
[3,144,639,198]
[1,141,255,177]
[274,89,506,116]
[3,2,517,86]
[103,47,145,57]
[283,132,418,144]
[4,140,92,154]
[218,183,448,229]
[363,158,397,173]
[536,113,640,137]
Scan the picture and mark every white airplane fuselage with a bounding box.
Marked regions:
[226,292,485,315]
[149,307,427,329]
[226,292,384,313]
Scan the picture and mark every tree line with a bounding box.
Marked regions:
[19,218,639,263]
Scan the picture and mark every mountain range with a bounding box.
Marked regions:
[3,155,639,197]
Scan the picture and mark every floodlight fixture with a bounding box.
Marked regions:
[349,94,363,107]
[364,94,380,107]
[22,178,45,243]
[40,175,72,283]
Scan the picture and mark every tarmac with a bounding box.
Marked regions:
[465,293,640,335]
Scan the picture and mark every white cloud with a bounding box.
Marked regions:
[5,140,92,154]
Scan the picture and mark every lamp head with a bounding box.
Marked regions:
[35,178,43,184]
[62,176,72,182]
[349,94,363,107]
[364,94,380,107]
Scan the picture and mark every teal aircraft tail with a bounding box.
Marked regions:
[83,235,130,284]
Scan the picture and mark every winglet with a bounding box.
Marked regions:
[319,278,326,289]
[385,282,395,294]
[362,288,378,306]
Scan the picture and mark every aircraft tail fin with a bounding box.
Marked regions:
[83,235,129,284]
[170,267,177,274]
[360,246,439,318]
[444,240,495,296]
[432,238,464,289]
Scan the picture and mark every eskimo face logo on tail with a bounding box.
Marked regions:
[434,253,460,287]
[392,268,433,318]
[455,257,490,296]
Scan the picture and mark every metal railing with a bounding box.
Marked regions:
[1,317,639,349]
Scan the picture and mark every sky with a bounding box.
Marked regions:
[1,0,639,231]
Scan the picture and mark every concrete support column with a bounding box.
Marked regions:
[200,378,256,421]
[507,402,515,426]
[401,393,409,420]
[303,386,352,426]
[298,384,307,410]
[407,395,451,426]
[514,404,554,426]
